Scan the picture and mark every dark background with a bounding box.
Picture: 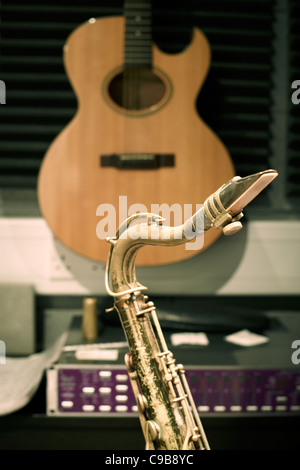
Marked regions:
[0,0,299,215]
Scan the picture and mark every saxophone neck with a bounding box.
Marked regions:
[105,169,278,299]
[105,212,198,301]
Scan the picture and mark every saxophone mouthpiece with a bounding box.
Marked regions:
[204,169,278,236]
[221,169,278,214]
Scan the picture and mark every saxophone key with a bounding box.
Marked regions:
[125,352,135,372]
[172,394,188,403]
[105,306,116,313]
[164,373,173,382]
[137,394,148,412]
[146,421,160,441]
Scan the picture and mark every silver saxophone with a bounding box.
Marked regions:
[105,169,278,450]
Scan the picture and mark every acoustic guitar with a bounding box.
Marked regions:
[38,0,235,266]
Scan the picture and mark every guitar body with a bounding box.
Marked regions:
[38,16,235,266]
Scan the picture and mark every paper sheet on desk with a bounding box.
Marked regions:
[0,333,66,416]
[171,332,209,347]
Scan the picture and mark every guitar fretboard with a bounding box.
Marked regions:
[124,0,152,68]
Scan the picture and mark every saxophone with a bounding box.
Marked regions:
[105,170,278,450]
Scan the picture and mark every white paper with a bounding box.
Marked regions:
[171,332,209,347]
[75,348,119,361]
[64,341,128,352]
[224,329,269,347]
[0,333,66,416]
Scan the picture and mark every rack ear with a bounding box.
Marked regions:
[0,80,6,104]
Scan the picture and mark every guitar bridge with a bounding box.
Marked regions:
[100,153,175,170]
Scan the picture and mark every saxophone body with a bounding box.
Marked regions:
[105,170,278,450]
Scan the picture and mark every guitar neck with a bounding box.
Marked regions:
[124,0,153,68]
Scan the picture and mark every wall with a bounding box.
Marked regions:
[0,217,299,296]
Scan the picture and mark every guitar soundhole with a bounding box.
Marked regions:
[108,67,166,111]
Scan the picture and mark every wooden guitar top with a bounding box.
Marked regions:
[38,16,235,266]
